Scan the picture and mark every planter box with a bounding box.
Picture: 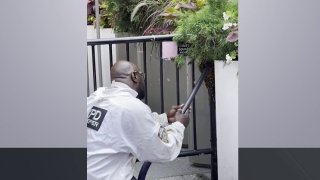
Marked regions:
[215,60,238,180]
[189,60,238,180]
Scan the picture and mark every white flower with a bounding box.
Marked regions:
[223,12,230,20]
[226,54,232,64]
[233,23,238,27]
[222,23,233,30]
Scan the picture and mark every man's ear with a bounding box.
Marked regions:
[131,72,139,83]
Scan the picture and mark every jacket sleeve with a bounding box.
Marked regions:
[151,112,169,126]
[120,104,185,163]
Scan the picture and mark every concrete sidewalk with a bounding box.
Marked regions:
[133,157,211,180]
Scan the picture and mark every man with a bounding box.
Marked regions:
[87,61,190,180]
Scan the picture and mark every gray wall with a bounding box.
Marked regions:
[240,0,320,147]
[0,0,87,147]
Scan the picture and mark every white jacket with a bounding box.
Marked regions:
[87,81,185,180]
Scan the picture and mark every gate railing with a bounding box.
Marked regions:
[87,34,218,180]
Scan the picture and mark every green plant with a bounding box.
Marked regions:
[87,0,113,28]
[87,0,95,25]
[173,0,238,94]
[174,0,238,65]
[131,0,208,35]
[223,0,238,63]
[87,0,142,31]
[106,0,143,34]
[131,0,173,35]
[99,0,114,28]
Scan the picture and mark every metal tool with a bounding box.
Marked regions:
[181,67,209,114]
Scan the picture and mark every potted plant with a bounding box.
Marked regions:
[173,0,238,178]
[173,0,238,94]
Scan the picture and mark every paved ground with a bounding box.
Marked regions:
[133,157,211,180]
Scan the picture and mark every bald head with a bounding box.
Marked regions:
[111,60,137,80]
[110,60,145,100]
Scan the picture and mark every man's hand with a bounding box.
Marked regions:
[175,109,190,127]
[166,105,181,124]
[167,104,191,124]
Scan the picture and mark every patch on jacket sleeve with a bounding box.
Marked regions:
[87,106,108,131]
[158,126,168,143]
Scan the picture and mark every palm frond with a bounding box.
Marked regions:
[131,2,149,21]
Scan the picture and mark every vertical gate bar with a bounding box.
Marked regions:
[176,64,180,105]
[210,83,218,180]
[160,42,164,113]
[126,43,130,61]
[192,61,197,150]
[91,45,97,91]
[143,42,148,104]
[87,54,90,97]
[109,43,113,67]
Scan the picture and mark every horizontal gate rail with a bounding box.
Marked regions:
[87,34,175,45]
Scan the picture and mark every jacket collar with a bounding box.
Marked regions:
[110,81,138,98]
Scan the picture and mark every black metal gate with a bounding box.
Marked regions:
[87,34,218,179]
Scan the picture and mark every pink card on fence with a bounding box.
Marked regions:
[161,41,178,61]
